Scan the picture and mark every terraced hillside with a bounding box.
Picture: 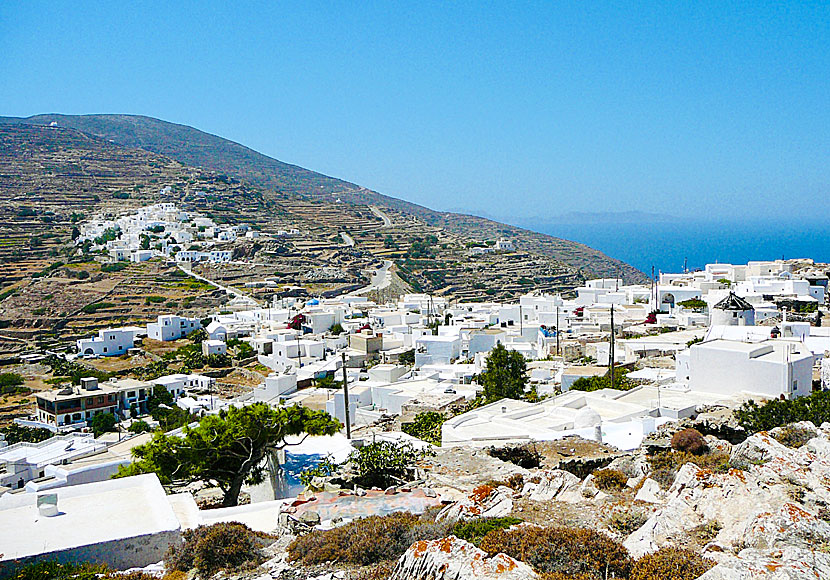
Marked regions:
[0,122,603,353]
[1,114,646,283]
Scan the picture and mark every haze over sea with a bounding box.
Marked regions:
[525,219,830,278]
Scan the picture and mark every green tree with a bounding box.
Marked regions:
[1,423,53,444]
[90,413,117,437]
[118,403,341,506]
[477,342,528,401]
[401,411,445,446]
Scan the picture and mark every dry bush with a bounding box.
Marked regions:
[772,424,816,448]
[479,526,632,579]
[671,428,708,455]
[630,546,715,580]
[609,509,649,534]
[353,559,399,580]
[165,522,273,577]
[593,468,628,491]
[485,473,525,491]
[287,512,452,566]
[648,450,731,489]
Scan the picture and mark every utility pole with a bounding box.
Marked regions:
[651,266,655,308]
[519,305,523,335]
[295,334,302,369]
[555,305,560,357]
[610,306,616,383]
[341,352,351,439]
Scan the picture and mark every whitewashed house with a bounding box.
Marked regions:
[147,315,201,341]
[77,328,136,357]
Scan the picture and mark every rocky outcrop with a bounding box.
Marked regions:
[697,547,830,579]
[625,423,830,571]
[437,485,513,522]
[390,536,538,580]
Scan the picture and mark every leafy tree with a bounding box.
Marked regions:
[1,423,53,444]
[0,372,24,388]
[401,411,445,446]
[678,298,707,311]
[91,413,117,437]
[477,343,528,401]
[571,370,634,392]
[118,403,341,506]
[328,322,344,335]
[398,349,415,365]
[128,420,153,434]
[348,440,433,488]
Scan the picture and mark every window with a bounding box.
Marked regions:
[103,347,108,353]
[97,396,104,403]
[793,381,798,391]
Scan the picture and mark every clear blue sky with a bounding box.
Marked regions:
[1,1,828,221]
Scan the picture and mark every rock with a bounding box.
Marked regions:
[697,547,830,579]
[526,469,580,502]
[390,536,538,580]
[297,510,321,526]
[437,485,513,522]
[634,478,665,504]
[729,431,792,470]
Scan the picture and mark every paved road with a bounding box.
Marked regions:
[369,205,393,228]
[352,260,393,295]
[178,264,260,307]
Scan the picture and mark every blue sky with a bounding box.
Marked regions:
[1,1,828,221]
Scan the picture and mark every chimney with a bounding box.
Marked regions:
[80,377,98,391]
[37,493,59,517]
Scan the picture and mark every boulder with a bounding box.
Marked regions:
[697,547,830,579]
[390,536,538,580]
[634,478,665,504]
[526,469,580,502]
[437,485,513,522]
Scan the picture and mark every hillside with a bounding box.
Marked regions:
[0,114,645,283]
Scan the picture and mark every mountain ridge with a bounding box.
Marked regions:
[0,113,646,283]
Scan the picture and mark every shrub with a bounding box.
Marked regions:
[735,391,830,434]
[6,561,157,580]
[81,302,114,314]
[592,468,628,491]
[630,546,715,580]
[0,372,24,388]
[452,516,523,545]
[288,512,450,566]
[772,424,816,448]
[671,428,708,455]
[166,522,272,576]
[480,526,632,578]
[0,423,53,444]
[609,509,649,534]
[101,262,129,273]
[647,451,731,490]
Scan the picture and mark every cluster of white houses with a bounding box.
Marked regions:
[77,203,298,264]
[64,259,830,449]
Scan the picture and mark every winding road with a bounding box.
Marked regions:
[369,205,393,228]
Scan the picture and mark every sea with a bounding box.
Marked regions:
[525,219,830,277]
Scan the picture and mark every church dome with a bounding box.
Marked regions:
[574,406,602,429]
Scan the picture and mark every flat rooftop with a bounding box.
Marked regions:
[0,474,180,561]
